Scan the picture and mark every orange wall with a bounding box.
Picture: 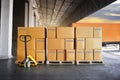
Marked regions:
[72,23,120,42]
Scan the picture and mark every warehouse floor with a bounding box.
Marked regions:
[0,50,120,80]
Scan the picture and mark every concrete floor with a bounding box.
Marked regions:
[0,51,120,80]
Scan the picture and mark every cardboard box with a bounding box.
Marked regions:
[17,49,35,61]
[76,38,85,49]
[76,27,93,38]
[47,39,64,49]
[94,38,102,49]
[94,27,102,38]
[27,50,35,60]
[76,50,84,60]
[65,39,74,49]
[86,38,102,49]
[66,50,75,61]
[17,37,35,50]
[57,27,74,38]
[27,39,35,50]
[94,49,102,60]
[85,50,93,60]
[18,27,27,36]
[47,27,56,38]
[47,50,56,61]
[36,39,45,50]
[36,50,45,61]
[27,27,45,38]
[17,38,25,50]
[57,50,65,61]
[17,49,25,61]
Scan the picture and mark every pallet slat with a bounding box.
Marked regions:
[46,61,75,64]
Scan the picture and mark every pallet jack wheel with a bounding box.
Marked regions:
[24,61,30,68]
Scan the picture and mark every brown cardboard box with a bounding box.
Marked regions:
[27,39,35,50]
[36,39,45,50]
[94,49,102,60]
[17,38,25,50]
[27,50,35,60]
[85,50,93,60]
[47,39,64,49]
[76,50,84,60]
[17,37,35,50]
[65,39,74,49]
[86,38,102,49]
[18,27,27,36]
[66,50,75,61]
[27,27,45,38]
[94,27,102,38]
[76,38,85,49]
[47,27,56,38]
[57,27,74,38]
[36,50,45,61]
[76,27,93,38]
[17,49,25,61]
[47,50,56,61]
[94,38,102,49]
[17,49,35,61]
[57,50,65,61]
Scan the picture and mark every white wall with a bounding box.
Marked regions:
[0,0,13,59]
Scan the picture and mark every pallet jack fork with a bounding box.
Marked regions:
[17,35,38,68]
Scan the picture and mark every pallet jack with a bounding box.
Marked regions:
[17,35,38,68]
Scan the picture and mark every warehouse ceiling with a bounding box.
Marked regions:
[36,0,116,26]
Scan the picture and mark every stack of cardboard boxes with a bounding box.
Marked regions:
[57,27,75,62]
[17,27,45,63]
[46,27,75,63]
[17,26,102,64]
[75,27,102,63]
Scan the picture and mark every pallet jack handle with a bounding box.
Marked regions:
[19,35,31,59]
[19,35,31,42]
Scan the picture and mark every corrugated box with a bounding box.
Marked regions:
[47,27,56,38]
[66,50,75,61]
[36,50,45,61]
[86,38,102,49]
[94,27,102,38]
[76,38,85,49]
[85,50,93,60]
[36,39,45,50]
[76,27,93,38]
[27,27,45,38]
[17,49,35,61]
[47,50,56,61]
[17,49,25,61]
[65,39,74,49]
[27,50,35,60]
[17,37,35,50]
[94,49,102,60]
[18,27,27,36]
[57,50,65,61]
[57,27,74,38]
[47,39,64,49]
[27,39,35,50]
[17,38,25,50]
[76,50,84,60]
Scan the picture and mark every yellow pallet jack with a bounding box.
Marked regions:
[17,35,38,68]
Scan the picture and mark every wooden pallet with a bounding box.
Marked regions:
[92,60,104,64]
[76,60,92,65]
[37,61,45,64]
[15,61,37,66]
[60,61,75,64]
[46,61,75,65]
[46,61,60,64]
